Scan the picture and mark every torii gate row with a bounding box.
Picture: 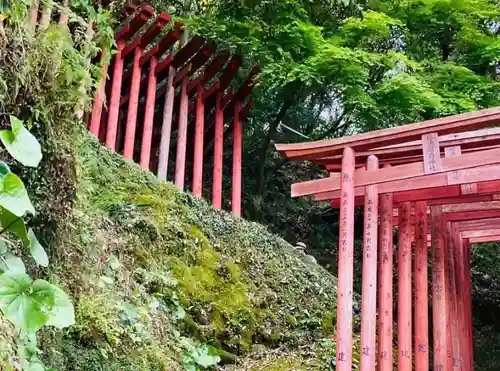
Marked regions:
[88,3,257,216]
[275,107,500,371]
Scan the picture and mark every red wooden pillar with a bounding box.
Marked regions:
[431,205,448,371]
[212,92,224,209]
[378,170,393,371]
[123,47,143,160]
[398,201,412,371]
[336,147,355,371]
[446,222,462,369]
[415,200,429,370]
[454,228,468,369]
[157,66,176,181]
[175,76,189,190]
[464,238,474,370]
[192,84,205,198]
[231,102,243,216]
[360,155,378,371]
[106,39,126,151]
[139,57,158,170]
[90,52,109,138]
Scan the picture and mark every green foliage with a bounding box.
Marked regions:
[0,113,75,370]
[0,116,42,167]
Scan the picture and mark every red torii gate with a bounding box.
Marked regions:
[88,3,257,216]
[275,107,500,371]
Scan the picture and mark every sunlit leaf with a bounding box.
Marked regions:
[0,255,26,274]
[45,284,74,329]
[0,273,55,332]
[0,173,35,216]
[0,116,42,167]
[28,229,49,267]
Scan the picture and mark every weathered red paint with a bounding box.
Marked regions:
[464,239,474,370]
[192,84,205,198]
[431,206,448,371]
[378,166,393,371]
[414,200,429,370]
[123,47,143,160]
[139,56,157,170]
[157,66,176,181]
[175,77,190,190]
[105,39,125,150]
[231,102,243,216]
[336,147,355,371]
[360,155,378,371]
[212,92,224,209]
[398,202,412,371]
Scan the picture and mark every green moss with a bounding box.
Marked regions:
[285,315,297,327]
[250,356,308,371]
[321,310,336,332]
[169,229,262,351]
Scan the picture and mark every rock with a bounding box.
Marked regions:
[303,255,317,265]
[295,241,306,249]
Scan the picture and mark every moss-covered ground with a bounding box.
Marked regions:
[8,125,363,370]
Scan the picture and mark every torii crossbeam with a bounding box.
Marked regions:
[275,107,500,371]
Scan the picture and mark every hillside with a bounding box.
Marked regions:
[0,124,362,370]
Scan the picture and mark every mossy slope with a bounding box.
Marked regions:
[20,127,362,370]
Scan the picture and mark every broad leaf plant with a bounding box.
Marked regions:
[0,115,74,371]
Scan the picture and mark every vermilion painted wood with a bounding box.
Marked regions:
[293,146,500,197]
[318,128,500,167]
[175,77,190,190]
[398,202,412,371]
[139,56,158,169]
[391,206,500,228]
[327,182,500,206]
[231,103,243,217]
[89,53,109,137]
[469,235,500,243]
[443,221,453,371]
[454,225,469,370]
[455,218,500,230]
[212,92,224,209]
[157,66,176,181]
[431,206,448,371]
[336,147,355,371]
[414,201,429,370]
[422,133,442,174]
[462,229,500,238]
[378,190,394,371]
[192,84,205,198]
[359,156,378,371]
[123,46,142,160]
[105,39,125,150]
[446,222,462,370]
[115,6,154,42]
[463,239,474,370]
[275,107,500,159]
[318,164,500,202]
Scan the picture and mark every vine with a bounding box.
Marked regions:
[0,115,74,370]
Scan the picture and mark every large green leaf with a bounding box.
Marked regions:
[28,229,48,267]
[0,273,55,332]
[0,255,26,274]
[0,207,30,245]
[45,284,74,329]
[0,116,42,167]
[0,173,35,216]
